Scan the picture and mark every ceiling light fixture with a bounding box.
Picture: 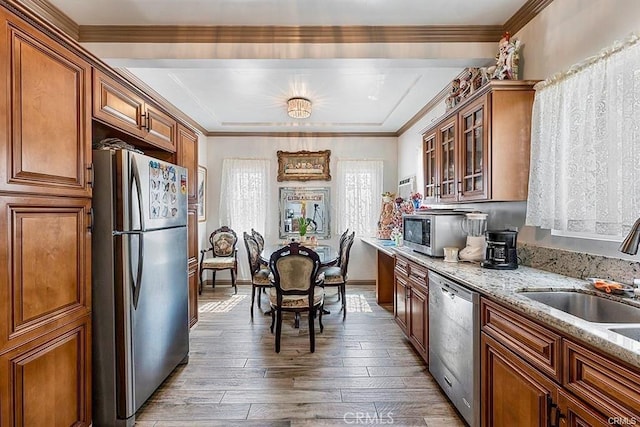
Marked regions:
[287,97,312,119]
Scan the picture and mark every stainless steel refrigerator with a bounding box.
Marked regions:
[92,149,189,427]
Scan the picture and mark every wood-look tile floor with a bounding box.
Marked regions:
[135,285,466,426]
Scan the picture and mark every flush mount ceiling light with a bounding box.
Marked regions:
[287,97,312,119]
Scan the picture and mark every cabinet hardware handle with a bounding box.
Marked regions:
[87,207,94,232]
[87,163,94,188]
[546,395,565,427]
[141,112,149,131]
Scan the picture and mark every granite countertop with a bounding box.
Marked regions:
[360,237,640,370]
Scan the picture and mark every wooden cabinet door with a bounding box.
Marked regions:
[188,260,198,328]
[558,389,610,427]
[423,131,438,203]
[394,275,409,333]
[145,103,177,152]
[0,9,92,198]
[0,196,91,352]
[437,119,458,202]
[177,124,199,203]
[482,332,558,427]
[187,205,199,262]
[408,282,428,359]
[458,96,489,201]
[0,316,91,427]
[92,69,146,140]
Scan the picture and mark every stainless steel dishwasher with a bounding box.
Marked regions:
[428,271,480,427]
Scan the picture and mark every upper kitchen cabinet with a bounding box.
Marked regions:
[176,124,199,203]
[0,8,92,198]
[422,80,536,203]
[93,70,178,153]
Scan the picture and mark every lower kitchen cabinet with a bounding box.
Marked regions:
[0,316,91,426]
[481,296,640,426]
[188,259,198,328]
[393,255,428,362]
[481,332,557,427]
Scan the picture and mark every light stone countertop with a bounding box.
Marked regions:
[360,237,640,370]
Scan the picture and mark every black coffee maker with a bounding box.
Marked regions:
[481,229,518,270]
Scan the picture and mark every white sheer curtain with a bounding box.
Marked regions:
[526,33,640,238]
[336,160,384,237]
[219,158,270,241]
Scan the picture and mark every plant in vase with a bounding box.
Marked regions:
[381,191,395,203]
[296,217,308,241]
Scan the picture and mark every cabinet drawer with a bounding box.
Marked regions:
[408,262,428,285]
[481,298,562,381]
[394,256,409,277]
[564,340,640,420]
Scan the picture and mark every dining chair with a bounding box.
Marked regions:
[199,226,238,295]
[268,242,324,353]
[318,231,355,320]
[251,228,269,270]
[243,232,272,319]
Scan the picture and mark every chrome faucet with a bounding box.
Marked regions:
[619,218,640,255]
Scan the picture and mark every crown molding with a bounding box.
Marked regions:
[11,0,78,39]
[206,131,397,138]
[503,0,555,35]
[78,25,504,44]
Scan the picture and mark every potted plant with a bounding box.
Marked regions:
[297,217,308,239]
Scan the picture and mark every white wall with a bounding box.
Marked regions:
[397,0,640,260]
[203,136,398,281]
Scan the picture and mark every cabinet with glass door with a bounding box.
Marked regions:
[421,80,536,203]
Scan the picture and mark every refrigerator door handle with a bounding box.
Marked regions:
[130,155,146,232]
[131,232,144,310]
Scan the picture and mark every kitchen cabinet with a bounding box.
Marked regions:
[0,7,92,426]
[177,124,199,203]
[187,207,199,327]
[482,296,640,426]
[188,259,199,328]
[393,255,428,362]
[422,80,536,203]
[0,7,92,198]
[482,332,558,427]
[93,69,178,153]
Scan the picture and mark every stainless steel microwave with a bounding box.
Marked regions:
[402,212,467,257]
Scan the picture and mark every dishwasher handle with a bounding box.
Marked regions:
[429,271,477,303]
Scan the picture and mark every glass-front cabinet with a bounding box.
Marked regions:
[420,80,536,204]
[459,96,489,201]
[423,131,438,203]
[438,119,458,202]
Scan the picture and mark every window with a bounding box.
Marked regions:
[219,158,270,238]
[526,33,640,240]
[336,160,384,237]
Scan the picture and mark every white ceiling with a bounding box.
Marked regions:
[47,0,530,134]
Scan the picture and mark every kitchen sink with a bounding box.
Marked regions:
[608,327,640,341]
[520,291,640,323]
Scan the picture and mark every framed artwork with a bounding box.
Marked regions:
[277,150,331,182]
[197,166,206,222]
[279,187,331,239]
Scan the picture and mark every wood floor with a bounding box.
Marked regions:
[135,284,465,426]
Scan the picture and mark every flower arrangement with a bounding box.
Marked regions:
[296,217,308,237]
[411,192,423,201]
[381,191,395,198]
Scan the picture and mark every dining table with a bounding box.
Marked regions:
[260,243,339,266]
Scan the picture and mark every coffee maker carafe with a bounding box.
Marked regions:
[481,229,518,270]
[459,212,488,262]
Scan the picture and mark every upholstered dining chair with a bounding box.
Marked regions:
[199,226,238,295]
[251,228,269,269]
[243,232,272,319]
[318,231,355,320]
[269,242,324,353]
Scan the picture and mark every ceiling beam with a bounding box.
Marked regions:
[78,25,504,44]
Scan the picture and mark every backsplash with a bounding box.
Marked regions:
[518,243,640,285]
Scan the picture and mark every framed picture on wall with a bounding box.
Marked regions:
[277,150,331,182]
[197,166,206,222]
